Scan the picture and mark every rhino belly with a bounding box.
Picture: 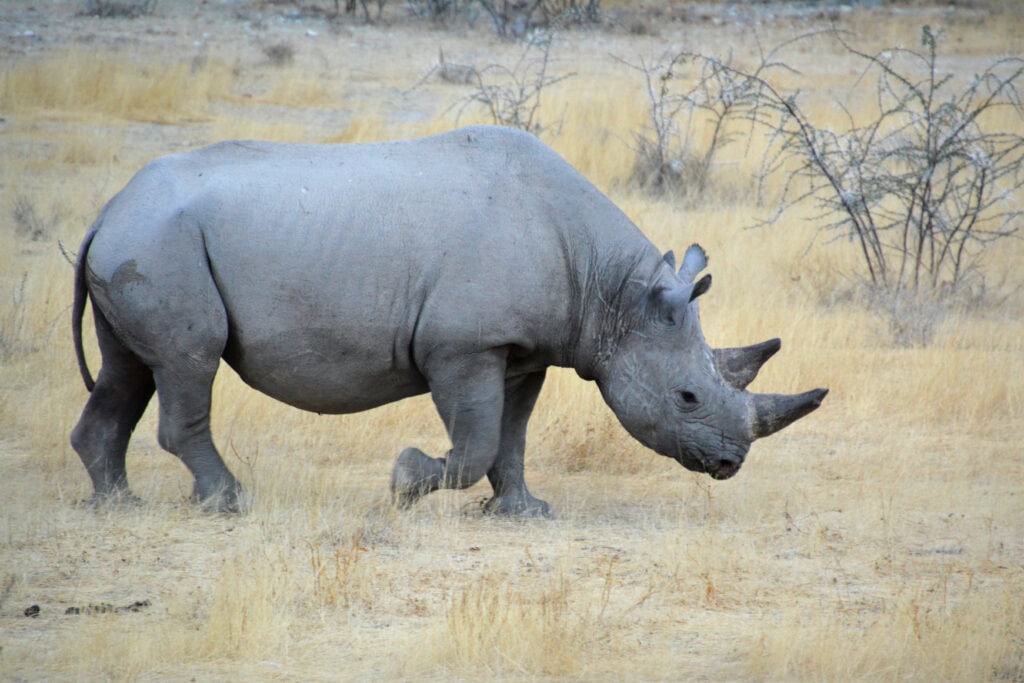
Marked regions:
[222,328,429,414]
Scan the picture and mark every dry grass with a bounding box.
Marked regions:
[0,50,235,123]
[405,572,596,676]
[1,3,1022,680]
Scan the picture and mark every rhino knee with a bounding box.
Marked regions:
[441,453,494,490]
[157,422,182,454]
[391,447,444,508]
[157,416,206,455]
[69,420,91,455]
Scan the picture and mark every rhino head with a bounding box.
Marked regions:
[596,245,827,480]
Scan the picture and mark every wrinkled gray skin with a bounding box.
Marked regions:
[71,126,827,517]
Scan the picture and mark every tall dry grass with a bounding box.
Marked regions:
[1,9,1022,681]
[0,49,236,123]
[404,572,594,676]
[747,580,1024,681]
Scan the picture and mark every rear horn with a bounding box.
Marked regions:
[714,338,781,390]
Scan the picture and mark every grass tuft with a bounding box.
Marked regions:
[406,573,593,677]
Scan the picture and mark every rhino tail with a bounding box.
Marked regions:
[73,228,98,392]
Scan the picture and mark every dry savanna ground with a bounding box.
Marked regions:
[1,1,1022,680]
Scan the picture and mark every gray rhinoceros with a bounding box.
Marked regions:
[71,125,826,517]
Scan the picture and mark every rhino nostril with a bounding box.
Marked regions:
[714,458,741,476]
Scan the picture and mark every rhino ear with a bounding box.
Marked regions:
[652,280,703,325]
[689,273,711,302]
[678,243,708,283]
[663,250,677,271]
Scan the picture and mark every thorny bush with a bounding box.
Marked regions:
[622,33,816,202]
[757,27,1023,339]
[675,27,1023,344]
[448,34,574,136]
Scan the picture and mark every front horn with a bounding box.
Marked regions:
[749,388,829,439]
[714,338,782,390]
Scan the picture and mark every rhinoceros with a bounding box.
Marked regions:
[70,125,826,517]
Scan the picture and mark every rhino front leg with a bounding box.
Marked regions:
[391,350,505,509]
[483,370,552,518]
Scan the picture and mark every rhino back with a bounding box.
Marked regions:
[91,127,645,414]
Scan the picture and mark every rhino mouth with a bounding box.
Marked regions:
[707,460,741,480]
[676,451,743,480]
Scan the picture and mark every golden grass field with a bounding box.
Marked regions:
[1,1,1022,680]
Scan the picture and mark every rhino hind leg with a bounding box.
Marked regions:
[70,306,154,506]
[153,364,245,513]
[146,301,245,512]
[390,350,506,509]
[483,370,552,518]
[97,245,244,513]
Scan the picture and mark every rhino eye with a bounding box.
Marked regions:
[676,390,699,410]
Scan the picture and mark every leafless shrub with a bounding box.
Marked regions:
[81,0,156,17]
[450,35,574,135]
[313,0,385,24]
[262,42,295,67]
[405,0,469,24]
[475,0,537,39]
[536,0,599,28]
[622,53,690,197]
[621,35,810,202]
[12,196,54,242]
[352,0,386,23]
[667,28,1019,342]
[477,0,598,39]
[740,26,1024,342]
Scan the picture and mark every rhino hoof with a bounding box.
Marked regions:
[390,447,442,509]
[483,494,554,519]
[192,482,249,514]
[85,490,144,509]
